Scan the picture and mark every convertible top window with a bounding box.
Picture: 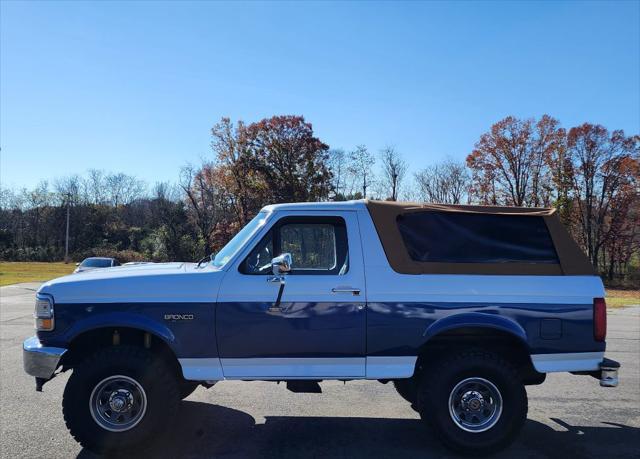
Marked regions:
[397,211,559,264]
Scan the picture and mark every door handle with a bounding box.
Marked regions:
[331,287,361,296]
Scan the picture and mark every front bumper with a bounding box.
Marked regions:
[23,336,67,381]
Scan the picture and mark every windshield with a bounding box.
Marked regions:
[211,212,269,268]
[81,258,112,268]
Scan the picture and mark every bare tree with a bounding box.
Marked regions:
[380,146,407,201]
[415,159,471,204]
[83,169,107,205]
[179,164,232,253]
[328,149,348,200]
[348,145,375,198]
[105,172,145,207]
[54,175,83,206]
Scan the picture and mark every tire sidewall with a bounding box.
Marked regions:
[419,354,527,454]
[63,347,179,453]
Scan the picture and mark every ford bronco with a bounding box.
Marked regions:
[23,200,620,454]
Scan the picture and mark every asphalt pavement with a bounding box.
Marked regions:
[1,282,638,459]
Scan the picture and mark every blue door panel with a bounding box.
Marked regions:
[216,301,366,358]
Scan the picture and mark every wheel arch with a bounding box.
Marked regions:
[61,325,183,380]
[417,313,543,385]
[422,312,529,345]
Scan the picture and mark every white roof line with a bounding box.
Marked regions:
[260,200,368,212]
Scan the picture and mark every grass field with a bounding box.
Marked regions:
[0,262,75,286]
[0,262,638,307]
[606,289,640,308]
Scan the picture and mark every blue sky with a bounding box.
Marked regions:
[1,1,639,190]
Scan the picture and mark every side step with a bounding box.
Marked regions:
[286,380,322,393]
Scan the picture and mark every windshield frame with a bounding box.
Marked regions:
[210,211,271,269]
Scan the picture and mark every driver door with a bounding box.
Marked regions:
[216,211,366,379]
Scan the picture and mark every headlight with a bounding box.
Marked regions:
[34,294,55,331]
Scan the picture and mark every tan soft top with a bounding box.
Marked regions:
[364,200,595,276]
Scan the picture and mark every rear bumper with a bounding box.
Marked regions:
[569,357,620,387]
[531,352,620,388]
[23,336,67,380]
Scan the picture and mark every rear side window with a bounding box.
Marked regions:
[397,212,559,264]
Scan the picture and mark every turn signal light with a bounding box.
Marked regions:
[594,298,606,342]
[34,294,55,331]
[36,318,53,331]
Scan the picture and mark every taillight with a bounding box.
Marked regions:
[594,297,606,342]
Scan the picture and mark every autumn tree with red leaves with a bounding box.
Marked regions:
[565,124,639,269]
[467,116,639,279]
[182,115,334,251]
[247,115,332,204]
[466,115,563,207]
[210,118,264,225]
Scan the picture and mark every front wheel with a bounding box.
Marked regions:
[62,345,180,454]
[179,381,200,399]
[417,349,528,455]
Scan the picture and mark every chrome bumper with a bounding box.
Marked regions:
[23,336,67,380]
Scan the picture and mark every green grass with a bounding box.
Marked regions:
[0,262,75,286]
[606,289,640,308]
[1,263,639,309]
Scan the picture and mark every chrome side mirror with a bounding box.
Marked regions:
[271,253,292,276]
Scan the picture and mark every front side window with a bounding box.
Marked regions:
[241,216,348,275]
[281,223,336,270]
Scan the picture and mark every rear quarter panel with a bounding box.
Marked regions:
[356,208,606,357]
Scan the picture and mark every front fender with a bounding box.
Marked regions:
[423,312,529,347]
[63,311,177,348]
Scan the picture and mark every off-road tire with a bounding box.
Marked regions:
[417,349,528,455]
[393,378,418,406]
[62,345,180,454]
[179,381,200,399]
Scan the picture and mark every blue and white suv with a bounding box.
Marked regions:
[23,200,619,454]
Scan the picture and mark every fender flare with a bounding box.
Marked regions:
[63,311,177,350]
[422,312,529,348]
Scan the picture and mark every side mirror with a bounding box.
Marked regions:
[75,262,80,266]
[271,253,292,276]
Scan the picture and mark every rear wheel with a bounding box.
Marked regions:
[62,345,180,454]
[417,349,527,455]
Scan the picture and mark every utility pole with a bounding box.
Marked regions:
[64,196,70,263]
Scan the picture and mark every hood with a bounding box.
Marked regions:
[39,262,224,304]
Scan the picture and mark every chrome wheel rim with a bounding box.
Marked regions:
[89,375,147,432]
[448,377,503,433]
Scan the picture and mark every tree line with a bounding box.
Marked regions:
[1,114,638,285]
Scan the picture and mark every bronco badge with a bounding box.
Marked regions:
[164,314,194,321]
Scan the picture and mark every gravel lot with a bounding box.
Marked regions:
[1,283,638,458]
